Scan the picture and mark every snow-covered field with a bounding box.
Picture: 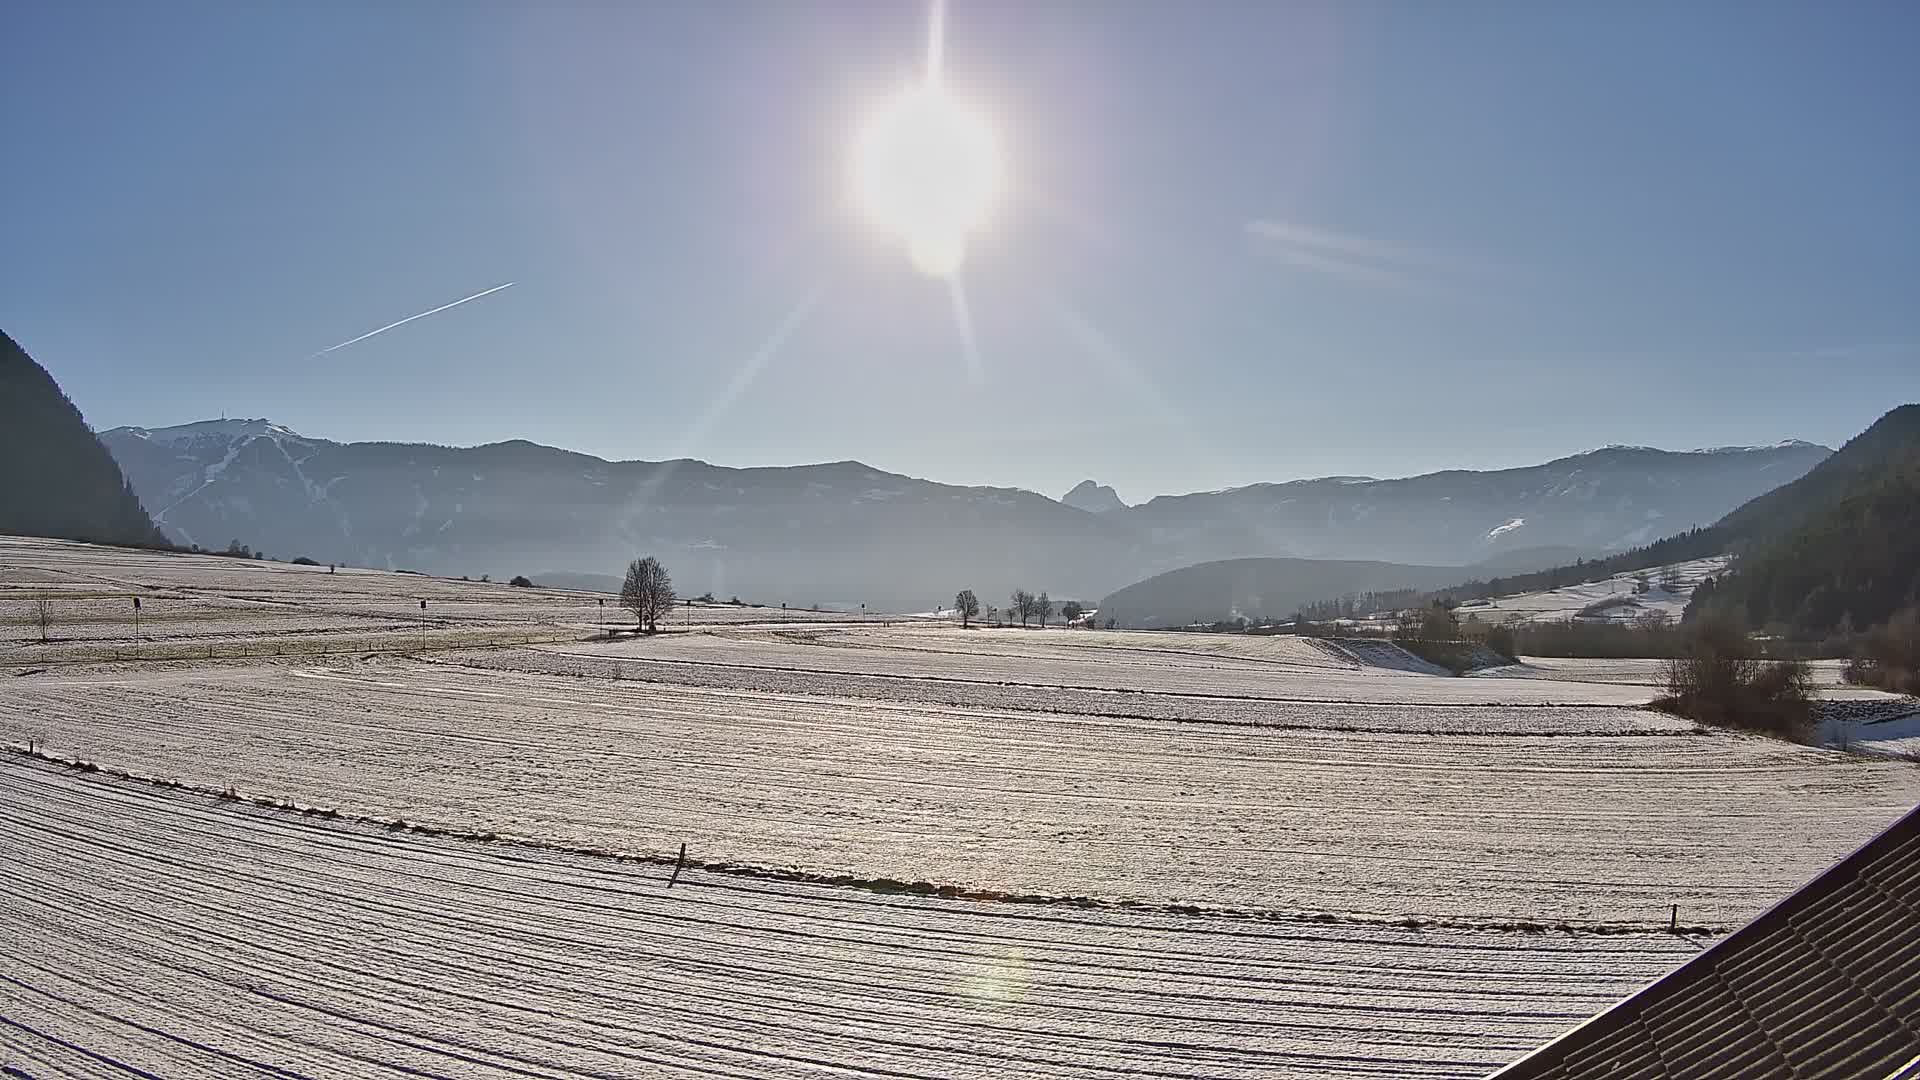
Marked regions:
[0,759,1696,1079]
[1453,556,1730,626]
[0,536,872,661]
[549,627,1659,705]
[10,650,1916,926]
[1477,655,1872,689]
[5,538,1919,1077]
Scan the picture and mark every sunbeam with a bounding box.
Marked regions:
[621,282,830,530]
[681,282,829,453]
[947,274,984,385]
[1045,292,1182,428]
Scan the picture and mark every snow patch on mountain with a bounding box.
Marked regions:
[115,418,306,445]
[1487,517,1526,540]
[1692,439,1824,454]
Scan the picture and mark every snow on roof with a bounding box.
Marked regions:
[1490,801,1920,1079]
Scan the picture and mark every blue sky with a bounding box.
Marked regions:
[5,1,1915,502]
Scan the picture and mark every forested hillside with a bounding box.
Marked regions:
[1692,405,1920,636]
[0,329,167,548]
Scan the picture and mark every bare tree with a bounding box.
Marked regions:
[1061,600,1084,625]
[1010,589,1034,628]
[1034,592,1053,628]
[35,592,52,644]
[620,556,675,632]
[953,589,980,629]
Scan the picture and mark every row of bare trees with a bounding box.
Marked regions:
[1010,590,1051,628]
[950,588,1086,629]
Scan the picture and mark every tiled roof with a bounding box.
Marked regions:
[1489,803,1920,1080]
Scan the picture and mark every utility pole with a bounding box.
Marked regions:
[599,597,606,638]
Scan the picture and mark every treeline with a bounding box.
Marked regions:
[1298,588,1421,622]
[1504,620,1692,659]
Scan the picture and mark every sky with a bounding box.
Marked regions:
[4,1,1916,504]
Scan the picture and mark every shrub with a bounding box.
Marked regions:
[1509,620,1691,659]
[1394,602,1457,643]
[1850,606,1920,694]
[1485,623,1518,662]
[1656,616,1813,738]
[509,575,534,588]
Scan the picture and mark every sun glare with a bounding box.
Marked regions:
[853,81,1004,277]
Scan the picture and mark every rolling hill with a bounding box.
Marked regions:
[1097,549,1584,629]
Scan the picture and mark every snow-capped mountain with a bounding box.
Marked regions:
[99,421,1830,608]
[1061,480,1126,514]
[1116,442,1830,569]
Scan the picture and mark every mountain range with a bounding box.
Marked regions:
[98,418,1830,611]
[1096,549,1585,630]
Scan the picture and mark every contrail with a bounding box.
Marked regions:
[927,0,947,82]
[310,282,515,357]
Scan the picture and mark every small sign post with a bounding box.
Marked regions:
[419,598,427,650]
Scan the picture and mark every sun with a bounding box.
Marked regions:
[853,81,1004,277]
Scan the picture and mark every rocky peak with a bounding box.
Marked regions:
[1062,479,1125,514]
